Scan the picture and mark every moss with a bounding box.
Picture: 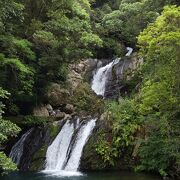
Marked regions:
[49,123,60,139]
[30,145,48,171]
[81,132,106,170]
[81,119,113,171]
[72,82,104,115]
[30,123,60,171]
[22,115,51,125]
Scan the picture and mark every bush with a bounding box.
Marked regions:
[22,115,50,125]
[95,99,142,166]
[0,152,17,172]
[73,83,104,114]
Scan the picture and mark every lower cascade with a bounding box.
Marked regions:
[9,128,34,166]
[43,118,96,176]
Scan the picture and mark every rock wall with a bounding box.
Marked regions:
[17,127,49,171]
[104,53,143,99]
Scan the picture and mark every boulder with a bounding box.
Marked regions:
[33,106,49,117]
[46,83,70,106]
[46,104,53,112]
[64,104,75,114]
[55,111,65,119]
[64,114,72,120]
[74,63,86,73]
[67,70,83,90]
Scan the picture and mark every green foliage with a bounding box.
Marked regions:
[0,0,24,33]
[0,54,35,97]
[0,88,21,144]
[135,6,180,177]
[96,99,141,167]
[0,0,103,114]
[32,0,102,82]
[0,118,20,143]
[95,133,115,166]
[22,115,50,126]
[136,115,174,177]
[0,88,20,172]
[73,83,104,114]
[0,152,17,172]
[107,100,141,148]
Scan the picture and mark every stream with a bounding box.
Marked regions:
[0,171,161,180]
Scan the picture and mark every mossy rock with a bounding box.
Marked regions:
[29,122,62,171]
[80,132,107,170]
[80,118,113,170]
[72,82,104,115]
[30,145,48,171]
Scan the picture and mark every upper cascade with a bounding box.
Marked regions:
[125,47,133,56]
[91,47,133,97]
[91,58,120,96]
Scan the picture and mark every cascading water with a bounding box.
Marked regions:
[64,119,96,171]
[91,58,120,96]
[9,128,33,166]
[45,120,75,171]
[91,47,133,96]
[43,118,96,177]
[126,47,133,57]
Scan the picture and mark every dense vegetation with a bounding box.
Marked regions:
[0,0,179,178]
[96,4,180,178]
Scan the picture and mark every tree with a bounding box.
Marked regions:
[0,87,21,172]
[137,6,180,177]
[32,0,102,82]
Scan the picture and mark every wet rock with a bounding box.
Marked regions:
[75,63,86,73]
[16,127,49,171]
[64,114,72,120]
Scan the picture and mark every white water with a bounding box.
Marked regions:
[91,47,133,96]
[65,119,96,171]
[9,128,33,165]
[43,119,96,177]
[45,120,75,170]
[125,47,133,56]
[91,58,120,96]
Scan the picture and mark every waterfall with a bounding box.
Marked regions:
[45,120,75,170]
[91,47,133,97]
[43,119,96,176]
[64,119,96,171]
[125,47,133,56]
[91,58,120,96]
[9,128,33,166]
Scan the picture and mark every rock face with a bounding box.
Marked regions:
[55,111,65,119]
[104,53,143,99]
[80,115,112,170]
[9,121,64,171]
[46,83,71,106]
[15,127,49,171]
[29,122,64,171]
